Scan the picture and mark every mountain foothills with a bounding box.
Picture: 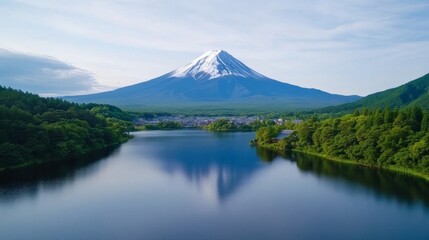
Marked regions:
[324,73,429,112]
[64,50,360,113]
[0,86,133,170]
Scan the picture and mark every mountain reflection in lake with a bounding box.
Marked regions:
[126,130,268,203]
[0,130,428,240]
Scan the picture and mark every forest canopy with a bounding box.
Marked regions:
[254,107,429,177]
[0,86,133,170]
[204,119,275,132]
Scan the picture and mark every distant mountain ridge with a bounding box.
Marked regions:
[323,73,429,112]
[64,50,360,113]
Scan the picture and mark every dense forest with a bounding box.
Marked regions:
[255,107,429,178]
[323,73,429,112]
[0,86,133,170]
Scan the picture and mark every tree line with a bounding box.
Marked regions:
[255,107,429,176]
[205,119,276,132]
[0,86,133,170]
[138,121,183,130]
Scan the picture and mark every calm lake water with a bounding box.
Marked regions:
[0,130,428,240]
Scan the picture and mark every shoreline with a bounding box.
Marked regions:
[293,150,429,182]
[0,139,130,173]
[255,143,429,182]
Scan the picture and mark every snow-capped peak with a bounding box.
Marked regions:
[169,50,265,80]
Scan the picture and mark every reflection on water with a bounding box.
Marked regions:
[287,152,429,207]
[255,147,278,162]
[1,131,428,208]
[0,146,120,203]
[132,131,267,202]
[252,146,429,207]
[252,148,429,206]
[0,130,428,240]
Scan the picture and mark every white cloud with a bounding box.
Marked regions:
[1,0,429,95]
[0,49,105,96]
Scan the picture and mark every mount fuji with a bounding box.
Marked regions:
[64,50,360,112]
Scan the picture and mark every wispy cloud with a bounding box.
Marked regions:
[1,0,429,95]
[0,49,105,96]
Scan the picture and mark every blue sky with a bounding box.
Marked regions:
[1,0,429,96]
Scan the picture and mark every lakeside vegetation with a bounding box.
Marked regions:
[0,86,133,170]
[204,119,275,132]
[254,107,429,180]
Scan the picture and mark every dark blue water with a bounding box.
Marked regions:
[0,130,428,240]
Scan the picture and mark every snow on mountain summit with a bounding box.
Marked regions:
[169,50,265,80]
[65,49,361,110]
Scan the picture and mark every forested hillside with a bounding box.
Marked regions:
[0,86,133,170]
[255,107,429,178]
[323,73,429,112]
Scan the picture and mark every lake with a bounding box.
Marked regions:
[0,130,428,240]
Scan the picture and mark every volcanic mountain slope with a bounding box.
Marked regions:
[65,50,360,112]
